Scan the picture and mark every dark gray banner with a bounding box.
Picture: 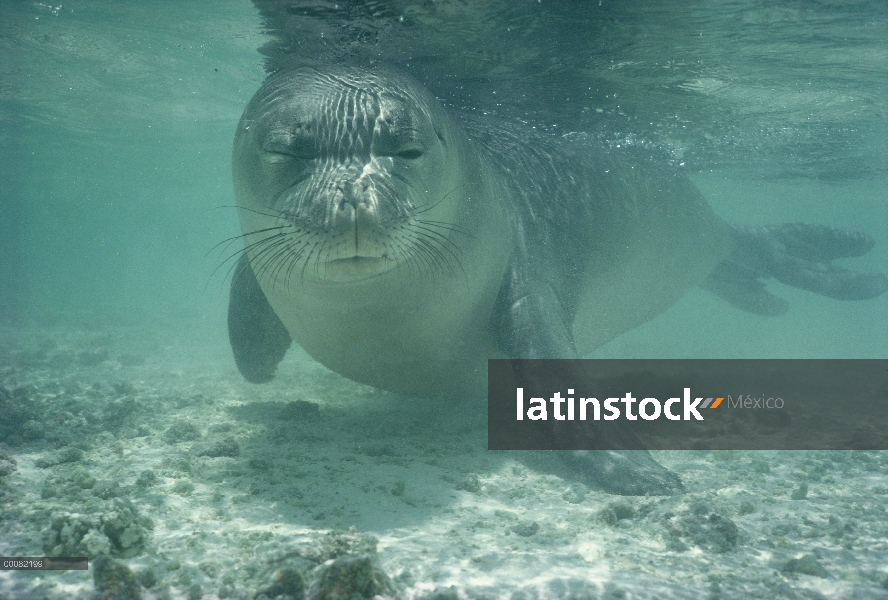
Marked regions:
[488,360,888,450]
[0,557,88,570]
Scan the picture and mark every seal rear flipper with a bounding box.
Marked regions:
[228,254,292,383]
[703,262,790,316]
[704,223,888,312]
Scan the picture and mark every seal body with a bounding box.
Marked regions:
[228,66,887,494]
[230,66,731,395]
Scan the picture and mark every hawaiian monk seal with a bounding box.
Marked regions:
[227,66,888,495]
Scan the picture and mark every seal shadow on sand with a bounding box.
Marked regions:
[225,356,502,531]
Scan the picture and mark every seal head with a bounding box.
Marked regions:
[232,67,497,285]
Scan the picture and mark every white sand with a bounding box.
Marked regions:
[1,321,887,600]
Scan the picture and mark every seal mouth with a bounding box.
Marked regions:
[324,255,395,277]
[327,255,390,266]
[233,200,468,286]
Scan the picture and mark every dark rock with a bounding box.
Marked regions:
[163,421,201,444]
[194,437,240,458]
[35,447,84,468]
[738,500,755,515]
[0,450,16,477]
[260,567,306,599]
[93,555,141,600]
[511,522,540,537]
[420,586,459,600]
[790,483,808,500]
[781,554,829,578]
[663,501,738,553]
[280,400,321,421]
[455,474,482,494]
[135,470,158,488]
[136,567,157,589]
[307,556,395,600]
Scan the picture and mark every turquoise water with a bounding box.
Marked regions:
[1,0,262,326]
[2,0,885,349]
[1,1,887,599]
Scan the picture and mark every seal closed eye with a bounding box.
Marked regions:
[228,66,888,496]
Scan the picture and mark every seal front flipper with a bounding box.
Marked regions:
[559,450,683,496]
[704,224,888,314]
[492,248,576,360]
[493,250,684,496]
[228,254,292,383]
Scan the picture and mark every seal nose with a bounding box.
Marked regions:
[334,178,375,220]
[336,180,368,212]
[331,177,379,245]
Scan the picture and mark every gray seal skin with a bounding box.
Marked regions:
[228,66,888,496]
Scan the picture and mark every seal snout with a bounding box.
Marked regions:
[330,176,381,242]
[333,177,373,220]
[234,67,464,283]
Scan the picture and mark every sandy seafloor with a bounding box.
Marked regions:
[1,311,888,600]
